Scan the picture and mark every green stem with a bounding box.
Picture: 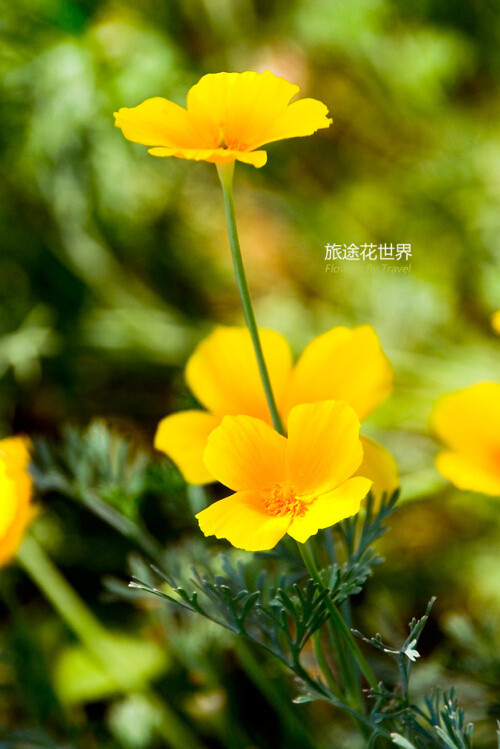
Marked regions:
[308,538,356,698]
[48,474,164,562]
[298,542,378,692]
[311,572,371,741]
[305,541,358,706]
[16,534,207,749]
[217,162,284,435]
[78,486,164,562]
[233,638,318,748]
[314,534,366,713]
[143,692,210,749]
[311,631,342,699]
[17,535,107,651]
[291,659,391,742]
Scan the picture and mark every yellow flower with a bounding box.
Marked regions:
[196,400,372,550]
[432,382,500,496]
[155,325,398,495]
[492,311,500,335]
[114,70,331,168]
[0,437,35,566]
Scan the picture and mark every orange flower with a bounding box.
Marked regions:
[0,437,35,566]
[196,401,372,550]
[432,382,500,496]
[114,70,331,168]
[155,325,398,496]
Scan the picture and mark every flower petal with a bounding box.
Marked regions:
[204,415,287,492]
[185,326,292,422]
[436,451,500,496]
[492,311,500,335]
[186,71,300,152]
[286,326,393,420]
[114,98,204,148]
[0,437,34,567]
[355,436,399,502]
[287,477,371,544]
[286,400,363,496]
[0,499,37,567]
[154,411,220,485]
[252,98,332,149]
[115,72,330,167]
[0,437,31,474]
[0,456,28,537]
[148,146,267,168]
[432,382,500,463]
[196,490,291,551]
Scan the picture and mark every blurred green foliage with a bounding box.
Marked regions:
[1,0,499,746]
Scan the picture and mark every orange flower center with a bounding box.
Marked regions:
[216,126,247,152]
[263,483,305,518]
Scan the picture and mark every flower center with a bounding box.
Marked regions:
[216,125,247,151]
[218,129,227,148]
[262,483,305,518]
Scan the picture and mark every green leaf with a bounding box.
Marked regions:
[54,632,170,705]
[390,734,417,749]
[292,694,317,704]
[435,726,463,749]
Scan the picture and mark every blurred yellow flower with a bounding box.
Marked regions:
[196,400,372,550]
[432,382,500,496]
[114,70,331,168]
[492,311,500,334]
[0,437,35,566]
[155,325,398,495]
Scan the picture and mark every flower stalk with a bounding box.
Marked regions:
[217,162,284,435]
[299,541,377,691]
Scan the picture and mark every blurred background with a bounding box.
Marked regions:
[1,0,499,746]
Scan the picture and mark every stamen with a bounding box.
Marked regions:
[263,483,305,518]
[216,125,247,152]
[218,126,227,149]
